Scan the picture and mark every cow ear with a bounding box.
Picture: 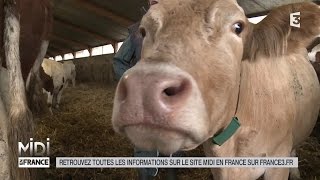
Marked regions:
[243,2,320,61]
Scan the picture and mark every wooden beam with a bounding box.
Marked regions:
[73,0,134,27]
[46,51,55,57]
[48,48,75,58]
[48,46,62,54]
[49,44,74,54]
[246,10,268,18]
[246,1,320,18]
[47,49,61,57]
[51,35,89,49]
[48,47,73,58]
[54,17,114,43]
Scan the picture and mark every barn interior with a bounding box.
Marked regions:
[35,0,320,179]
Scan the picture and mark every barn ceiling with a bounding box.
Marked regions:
[47,0,320,58]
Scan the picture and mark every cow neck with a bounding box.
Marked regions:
[211,65,242,146]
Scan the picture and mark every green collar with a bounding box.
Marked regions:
[212,117,241,146]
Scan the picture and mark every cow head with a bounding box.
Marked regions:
[112,0,247,154]
[112,0,320,155]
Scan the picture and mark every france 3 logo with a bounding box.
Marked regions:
[290,12,300,28]
[18,138,50,168]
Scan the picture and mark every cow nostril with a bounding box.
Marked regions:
[164,86,180,96]
[162,80,189,97]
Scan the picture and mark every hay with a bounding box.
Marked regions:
[34,83,320,179]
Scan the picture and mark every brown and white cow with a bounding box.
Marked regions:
[41,58,69,113]
[112,1,320,179]
[0,0,52,179]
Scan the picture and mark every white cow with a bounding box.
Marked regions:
[41,58,67,112]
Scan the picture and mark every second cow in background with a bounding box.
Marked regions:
[61,61,76,87]
[40,58,76,113]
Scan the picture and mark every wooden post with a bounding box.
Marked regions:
[112,42,118,54]
[89,48,93,57]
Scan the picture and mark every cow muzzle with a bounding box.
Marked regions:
[112,63,209,154]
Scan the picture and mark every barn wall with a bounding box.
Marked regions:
[67,54,115,84]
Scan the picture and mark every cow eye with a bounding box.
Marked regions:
[232,22,244,35]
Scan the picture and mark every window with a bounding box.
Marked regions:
[54,41,125,60]
[248,15,266,24]
[117,42,123,52]
[75,50,90,58]
[102,44,114,54]
[64,53,74,60]
[92,46,103,56]
[55,55,63,61]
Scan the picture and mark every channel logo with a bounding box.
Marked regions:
[18,138,50,168]
[290,12,300,28]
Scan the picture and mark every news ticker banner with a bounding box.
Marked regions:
[51,157,298,168]
[18,157,298,168]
